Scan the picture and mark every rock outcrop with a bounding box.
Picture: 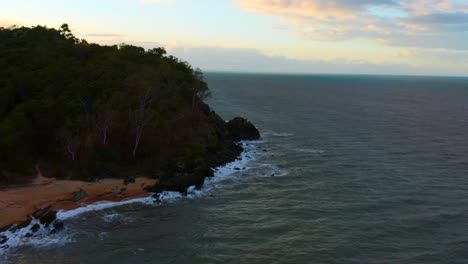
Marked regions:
[225,117,261,141]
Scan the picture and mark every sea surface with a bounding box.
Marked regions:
[2,73,468,263]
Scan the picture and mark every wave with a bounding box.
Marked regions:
[271,132,294,137]
[295,148,325,154]
[0,218,74,258]
[0,141,263,257]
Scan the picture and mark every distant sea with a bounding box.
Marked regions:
[3,73,468,263]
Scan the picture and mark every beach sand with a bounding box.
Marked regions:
[0,175,158,228]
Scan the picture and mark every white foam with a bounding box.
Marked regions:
[56,196,155,221]
[271,132,294,137]
[296,148,325,154]
[0,218,73,257]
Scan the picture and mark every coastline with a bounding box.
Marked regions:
[0,117,261,253]
[0,176,157,228]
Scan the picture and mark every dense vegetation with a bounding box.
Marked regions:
[0,24,245,186]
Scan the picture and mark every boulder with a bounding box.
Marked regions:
[72,188,88,202]
[225,117,260,141]
[154,165,212,193]
[0,224,13,233]
[0,235,8,245]
[53,222,64,232]
[39,211,57,227]
[32,206,52,219]
[16,217,32,230]
[30,224,40,233]
[123,176,136,185]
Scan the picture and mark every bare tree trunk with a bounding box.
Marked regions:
[67,144,75,161]
[133,128,142,157]
[103,126,108,145]
[131,86,154,157]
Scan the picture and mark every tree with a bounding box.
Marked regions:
[95,104,114,145]
[59,23,79,43]
[127,67,159,157]
[191,68,210,110]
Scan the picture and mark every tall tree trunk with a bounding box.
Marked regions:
[103,127,108,145]
[67,144,75,161]
[133,127,142,157]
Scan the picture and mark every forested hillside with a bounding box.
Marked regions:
[0,24,259,189]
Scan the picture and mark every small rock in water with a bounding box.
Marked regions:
[263,149,268,152]
[271,174,275,177]
[234,167,241,171]
[30,224,40,233]
[53,222,65,233]
[73,188,88,202]
[153,193,162,204]
[24,233,33,238]
[0,235,8,244]
[242,167,246,170]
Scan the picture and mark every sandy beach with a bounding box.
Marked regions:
[0,175,158,228]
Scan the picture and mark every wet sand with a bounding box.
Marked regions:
[0,175,158,228]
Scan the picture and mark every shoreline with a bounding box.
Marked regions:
[0,176,157,228]
[0,140,261,255]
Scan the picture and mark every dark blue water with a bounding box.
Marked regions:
[4,73,468,263]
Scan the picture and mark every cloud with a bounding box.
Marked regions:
[236,0,468,50]
[392,49,413,58]
[163,45,468,76]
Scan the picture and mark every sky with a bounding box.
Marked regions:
[1,0,468,76]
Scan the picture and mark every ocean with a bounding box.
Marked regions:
[2,73,468,263]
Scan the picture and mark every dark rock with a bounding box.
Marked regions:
[24,233,33,238]
[72,188,88,202]
[234,167,241,171]
[225,117,260,141]
[153,165,212,193]
[32,206,51,219]
[153,193,162,204]
[16,217,32,230]
[0,235,8,244]
[39,211,57,227]
[52,222,64,232]
[124,176,136,185]
[271,174,275,177]
[30,224,40,233]
[263,149,268,152]
[0,224,13,233]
